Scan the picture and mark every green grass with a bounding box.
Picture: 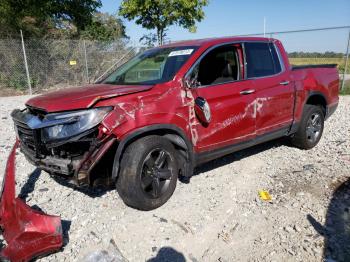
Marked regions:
[289,57,349,74]
[340,80,350,96]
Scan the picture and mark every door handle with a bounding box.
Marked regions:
[240,89,255,95]
[280,81,290,86]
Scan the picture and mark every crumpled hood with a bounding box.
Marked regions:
[26,84,153,113]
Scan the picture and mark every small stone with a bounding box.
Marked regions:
[312,247,321,254]
[294,225,302,232]
[303,164,314,171]
[292,202,299,208]
[284,226,294,233]
[159,217,168,223]
[287,249,295,256]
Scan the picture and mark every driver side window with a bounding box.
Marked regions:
[191,45,240,87]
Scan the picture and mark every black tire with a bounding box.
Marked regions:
[116,135,179,210]
[291,104,324,149]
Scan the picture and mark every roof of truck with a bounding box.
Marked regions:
[161,36,275,48]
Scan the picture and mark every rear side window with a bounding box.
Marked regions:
[245,42,282,78]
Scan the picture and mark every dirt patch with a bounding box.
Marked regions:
[0,88,27,97]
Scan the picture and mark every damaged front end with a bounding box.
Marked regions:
[0,106,117,260]
[0,140,63,261]
[11,106,116,186]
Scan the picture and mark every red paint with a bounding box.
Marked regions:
[24,37,339,153]
[26,84,153,112]
[192,80,256,150]
[4,36,340,260]
[0,141,63,261]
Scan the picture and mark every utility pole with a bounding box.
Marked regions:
[20,30,32,95]
[341,29,350,91]
[83,40,89,83]
[264,17,266,37]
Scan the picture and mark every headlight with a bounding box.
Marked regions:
[42,107,111,141]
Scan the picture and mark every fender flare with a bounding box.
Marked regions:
[111,124,195,180]
[289,91,328,135]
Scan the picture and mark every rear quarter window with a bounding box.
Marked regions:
[245,42,282,78]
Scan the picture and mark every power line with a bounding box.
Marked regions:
[237,25,350,36]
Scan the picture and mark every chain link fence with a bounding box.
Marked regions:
[0,26,349,95]
[0,38,141,94]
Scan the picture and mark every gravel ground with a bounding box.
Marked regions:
[0,95,349,262]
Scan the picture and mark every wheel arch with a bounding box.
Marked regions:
[112,124,195,180]
[305,91,328,117]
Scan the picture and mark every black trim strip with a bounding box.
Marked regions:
[326,103,338,120]
[292,64,337,70]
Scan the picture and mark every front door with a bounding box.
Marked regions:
[188,44,256,152]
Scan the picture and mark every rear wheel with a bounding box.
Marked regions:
[116,136,178,210]
[291,104,324,149]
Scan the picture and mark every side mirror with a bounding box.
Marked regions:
[194,97,211,125]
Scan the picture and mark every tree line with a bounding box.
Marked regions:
[288,51,345,58]
[0,0,209,91]
[0,0,209,46]
[0,0,127,41]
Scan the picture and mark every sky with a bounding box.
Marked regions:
[99,0,350,52]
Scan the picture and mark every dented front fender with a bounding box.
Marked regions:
[0,140,63,262]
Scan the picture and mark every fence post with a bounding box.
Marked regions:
[83,40,90,84]
[341,30,350,91]
[20,30,32,95]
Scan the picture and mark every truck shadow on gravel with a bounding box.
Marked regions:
[51,175,113,198]
[191,137,289,179]
[19,138,290,198]
[307,178,350,261]
[18,168,42,200]
[19,168,111,199]
[18,168,72,248]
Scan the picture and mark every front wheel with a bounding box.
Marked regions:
[116,136,178,210]
[290,104,324,149]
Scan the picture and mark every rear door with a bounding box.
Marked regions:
[244,42,294,136]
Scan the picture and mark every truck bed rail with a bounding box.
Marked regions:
[292,64,338,70]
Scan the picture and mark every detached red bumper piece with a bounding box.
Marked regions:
[0,141,63,262]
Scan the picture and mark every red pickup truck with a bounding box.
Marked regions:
[11,37,339,210]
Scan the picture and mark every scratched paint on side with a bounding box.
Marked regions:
[180,89,199,146]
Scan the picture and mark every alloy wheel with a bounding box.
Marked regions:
[306,113,322,143]
[141,148,174,198]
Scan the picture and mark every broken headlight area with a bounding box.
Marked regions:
[11,106,116,186]
[41,107,112,142]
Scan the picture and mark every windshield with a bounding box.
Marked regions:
[103,46,197,85]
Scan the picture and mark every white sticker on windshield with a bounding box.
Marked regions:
[168,49,194,57]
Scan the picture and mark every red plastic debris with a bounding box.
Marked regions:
[0,140,63,262]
